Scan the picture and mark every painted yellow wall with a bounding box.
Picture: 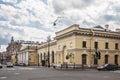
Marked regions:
[37,25,120,67]
[29,51,38,65]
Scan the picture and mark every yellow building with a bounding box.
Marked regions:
[17,45,39,66]
[38,24,120,67]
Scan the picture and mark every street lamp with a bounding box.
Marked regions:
[35,45,39,66]
[47,35,51,67]
[15,42,19,65]
[89,29,94,67]
[28,45,30,66]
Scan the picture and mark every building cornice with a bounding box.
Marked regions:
[55,29,120,40]
[37,40,57,49]
[67,48,120,53]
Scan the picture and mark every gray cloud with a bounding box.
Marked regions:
[103,15,119,21]
[52,0,94,14]
[0,25,25,45]
[0,33,10,45]
[0,0,120,47]
[0,15,7,21]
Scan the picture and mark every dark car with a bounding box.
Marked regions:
[18,63,26,66]
[0,63,3,69]
[97,64,118,71]
[6,62,13,68]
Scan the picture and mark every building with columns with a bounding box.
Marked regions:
[6,36,40,65]
[17,43,39,66]
[37,24,120,67]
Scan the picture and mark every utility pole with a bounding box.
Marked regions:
[47,35,51,67]
[89,29,94,67]
[35,45,39,66]
[28,44,30,66]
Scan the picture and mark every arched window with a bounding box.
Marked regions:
[82,54,87,64]
[114,55,118,65]
[41,53,42,62]
[52,51,54,63]
[105,55,108,64]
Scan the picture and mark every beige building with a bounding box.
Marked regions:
[38,24,120,67]
[17,45,39,66]
[6,37,21,63]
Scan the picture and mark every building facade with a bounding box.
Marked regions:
[0,51,7,64]
[6,37,21,63]
[37,24,120,67]
[17,44,39,66]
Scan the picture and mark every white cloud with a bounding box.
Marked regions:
[0,45,7,52]
[52,0,120,29]
[0,0,120,51]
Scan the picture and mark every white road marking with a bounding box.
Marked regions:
[1,67,36,71]
[18,67,35,70]
[14,73,20,75]
[114,71,120,73]
[0,77,7,79]
[103,76,109,78]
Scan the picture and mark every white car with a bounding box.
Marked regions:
[6,62,13,68]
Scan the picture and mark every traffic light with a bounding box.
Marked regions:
[98,52,101,59]
[94,51,99,59]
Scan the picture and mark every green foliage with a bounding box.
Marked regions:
[66,53,73,60]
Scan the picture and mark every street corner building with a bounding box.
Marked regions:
[37,24,120,67]
[10,24,120,67]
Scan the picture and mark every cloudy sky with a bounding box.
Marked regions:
[0,0,120,51]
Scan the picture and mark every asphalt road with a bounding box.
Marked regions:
[0,66,120,80]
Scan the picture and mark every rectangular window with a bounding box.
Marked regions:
[82,41,86,48]
[105,42,109,49]
[115,43,119,50]
[94,42,98,49]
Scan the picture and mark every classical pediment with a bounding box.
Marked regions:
[19,46,27,51]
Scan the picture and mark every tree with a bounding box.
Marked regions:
[94,50,101,59]
[66,53,73,60]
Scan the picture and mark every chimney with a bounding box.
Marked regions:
[105,25,109,31]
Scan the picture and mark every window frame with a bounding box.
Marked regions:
[82,41,86,48]
[105,42,109,49]
[115,43,119,50]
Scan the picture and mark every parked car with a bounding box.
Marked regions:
[6,62,13,67]
[0,63,3,69]
[97,64,118,71]
[18,63,26,66]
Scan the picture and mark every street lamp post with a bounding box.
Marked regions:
[38,54,39,66]
[89,29,94,67]
[1,53,3,64]
[35,45,39,66]
[16,42,19,65]
[28,45,30,66]
[47,36,51,67]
